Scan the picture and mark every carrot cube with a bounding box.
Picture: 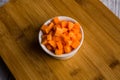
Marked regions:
[53,17,59,24]
[66,40,72,46]
[68,21,74,30]
[55,26,63,36]
[62,28,68,33]
[47,34,52,41]
[74,22,80,29]
[61,21,68,28]
[55,49,63,55]
[76,32,82,41]
[64,45,72,53]
[71,40,80,49]
[47,22,54,33]
[56,41,63,49]
[42,40,47,45]
[41,25,49,33]
[53,36,61,42]
[48,40,56,49]
[46,44,53,51]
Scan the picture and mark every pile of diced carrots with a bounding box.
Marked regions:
[41,17,82,55]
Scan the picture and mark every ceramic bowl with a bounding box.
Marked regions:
[39,16,84,60]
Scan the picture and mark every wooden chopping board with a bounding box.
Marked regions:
[0,0,120,80]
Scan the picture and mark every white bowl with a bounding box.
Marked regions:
[39,16,84,60]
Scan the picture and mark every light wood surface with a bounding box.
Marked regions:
[0,0,120,80]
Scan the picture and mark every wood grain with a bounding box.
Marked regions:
[0,0,120,80]
[100,0,120,19]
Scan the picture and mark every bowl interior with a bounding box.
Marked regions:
[39,16,84,58]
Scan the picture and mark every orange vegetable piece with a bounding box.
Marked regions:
[47,34,52,41]
[62,28,68,33]
[42,39,47,45]
[69,31,75,37]
[61,21,68,28]
[53,17,59,24]
[46,44,53,51]
[41,25,49,33]
[71,22,80,33]
[55,26,63,36]
[41,25,46,31]
[71,40,80,49]
[68,21,74,30]
[64,45,72,53]
[66,40,72,46]
[72,28,80,33]
[74,22,80,29]
[47,22,54,33]
[62,32,70,42]
[53,36,62,42]
[42,34,47,40]
[69,31,77,41]
[55,49,63,55]
[56,41,63,49]
[62,41,66,47]
[41,22,54,34]
[48,40,56,49]
[75,32,82,41]
[53,24,60,31]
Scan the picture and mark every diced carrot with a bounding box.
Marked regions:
[41,25,46,31]
[71,28,80,33]
[71,40,80,49]
[55,26,63,36]
[41,17,82,55]
[47,34,52,41]
[68,21,74,30]
[54,25,67,36]
[56,41,63,49]
[49,22,54,28]
[61,21,68,28]
[53,17,59,24]
[53,24,61,31]
[62,28,68,33]
[41,25,49,33]
[53,36,62,42]
[46,44,53,51]
[66,40,72,46]
[74,22,80,29]
[75,32,82,41]
[42,39,47,45]
[55,49,63,55]
[71,22,80,34]
[69,31,76,41]
[62,41,66,47]
[69,31,75,37]
[47,22,54,33]
[62,32,70,42]
[42,34,47,40]
[48,40,56,49]
[64,45,72,53]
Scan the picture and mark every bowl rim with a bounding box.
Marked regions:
[38,16,84,58]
